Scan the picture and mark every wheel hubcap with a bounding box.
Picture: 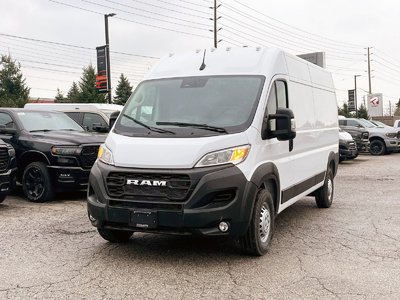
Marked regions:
[25,167,45,199]
[259,204,271,243]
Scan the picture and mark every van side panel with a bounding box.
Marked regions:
[276,54,338,213]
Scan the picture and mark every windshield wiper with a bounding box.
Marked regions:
[122,114,175,135]
[29,129,53,132]
[156,122,228,133]
[56,129,82,131]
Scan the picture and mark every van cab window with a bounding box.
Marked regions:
[115,75,265,137]
[83,113,107,131]
[265,80,288,131]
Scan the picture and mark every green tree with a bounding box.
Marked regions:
[338,103,353,118]
[357,103,369,119]
[113,74,132,105]
[54,88,66,103]
[66,81,80,103]
[0,54,30,107]
[394,98,400,116]
[77,64,106,103]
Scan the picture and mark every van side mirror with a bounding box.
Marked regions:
[0,125,17,135]
[264,108,296,141]
[109,111,120,130]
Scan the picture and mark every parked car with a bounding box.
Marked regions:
[0,109,106,202]
[0,139,16,203]
[24,103,124,133]
[339,129,358,162]
[339,117,400,155]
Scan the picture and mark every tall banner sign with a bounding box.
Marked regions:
[96,45,109,93]
[367,93,383,116]
[348,89,355,111]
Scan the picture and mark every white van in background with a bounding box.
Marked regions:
[24,103,124,132]
[87,47,339,255]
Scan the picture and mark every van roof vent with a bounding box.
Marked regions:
[210,48,216,52]
[195,49,201,54]
[226,47,231,52]
[256,47,261,51]
[169,53,174,57]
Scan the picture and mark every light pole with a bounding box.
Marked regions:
[354,75,361,118]
[104,13,115,104]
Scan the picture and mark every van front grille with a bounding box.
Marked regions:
[106,172,192,202]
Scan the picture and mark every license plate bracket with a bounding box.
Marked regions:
[130,210,157,229]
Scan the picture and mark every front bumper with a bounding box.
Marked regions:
[48,166,91,188]
[385,139,400,152]
[87,161,257,237]
[0,167,17,194]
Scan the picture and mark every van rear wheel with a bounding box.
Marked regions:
[98,228,133,243]
[315,168,334,208]
[239,189,274,256]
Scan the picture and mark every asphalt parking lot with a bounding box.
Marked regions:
[1,153,399,299]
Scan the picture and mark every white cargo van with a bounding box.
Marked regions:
[87,47,339,255]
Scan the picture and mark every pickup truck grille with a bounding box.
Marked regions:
[106,172,192,203]
[397,131,400,139]
[0,147,9,172]
[80,145,100,169]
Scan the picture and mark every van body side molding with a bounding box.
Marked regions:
[281,171,325,204]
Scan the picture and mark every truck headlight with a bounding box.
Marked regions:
[385,133,397,138]
[51,146,82,156]
[195,145,250,168]
[98,144,114,165]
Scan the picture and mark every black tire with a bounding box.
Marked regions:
[97,228,133,243]
[369,140,386,156]
[239,189,274,256]
[0,194,6,203]
[22,162,54,202]
[315,168,334,208]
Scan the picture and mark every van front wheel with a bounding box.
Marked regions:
[239,189,274,256]
[315,168,334,208]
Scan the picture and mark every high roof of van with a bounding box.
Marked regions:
[144,47,335,91]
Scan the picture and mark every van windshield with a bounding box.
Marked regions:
[114,75,265,137]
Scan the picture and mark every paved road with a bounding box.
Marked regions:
[1,153,399,299]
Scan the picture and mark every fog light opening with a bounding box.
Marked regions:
[218,221,230,233]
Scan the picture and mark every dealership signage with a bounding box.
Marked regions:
[96,45,109,93]
[367,93,383,116]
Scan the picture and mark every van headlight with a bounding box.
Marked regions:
[195,145,250,168]
[98,144,114,165]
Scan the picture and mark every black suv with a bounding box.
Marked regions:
[0,109,106,202]
[0,139,16,203]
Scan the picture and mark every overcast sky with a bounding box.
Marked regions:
[1,0,400,113]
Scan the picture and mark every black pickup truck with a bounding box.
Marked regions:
[0,139,16,203]
[0,109,106,202]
